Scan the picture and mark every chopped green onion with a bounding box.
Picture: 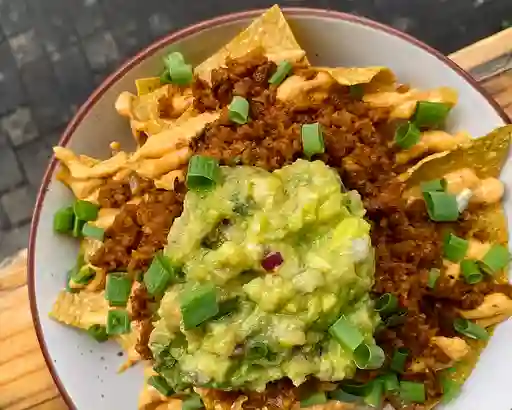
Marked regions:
[163,52,193,86]
[328,388,362,403]
[72,218,85,238]
[423,191,459,222]
[420,179,446,194]
[390,347,409,373]
[105,273,132,307]
[453,318,489,340]
[180,283,219,330]
[374,293,398,316]
[81,223,105,241]
[87,324,108,342]
[245,340,269,361]
[384,309,408,327]
[381,373,399,392]
[461,259,483,284]
[160,70,172,85]
[186,155,221,190]
[329,316,364,352]
[53,206,75,233]
[394,121,421,149]
[164,51,184,67]
[106,309,131,335]
[441,374,461,403]
[412,101,451,128]
[456,188,473,213]
[70,265,95,285]
[353,343,385,369]
[228,96,250,124]
[144,252,177,297]
[339,381,369,396]
[301,122,325,157]
[427,268,441,289]
[349,84,364,100]
[364,379,383,408]
[300,391,327,408]
[478,244,510,275]
[182,394,204,410]
[400,381,426,403]
[73,200,99,221]
[211,298,239,321]
[443,233,468,262]
[148,375,174,397]
[268,61,292,85]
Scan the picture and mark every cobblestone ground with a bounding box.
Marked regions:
[0,0,511,260]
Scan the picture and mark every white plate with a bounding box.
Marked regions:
[28,8,511,410]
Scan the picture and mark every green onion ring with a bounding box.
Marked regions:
[374,293,399,316]
[353,343,385,369]
[443,233,469,262]
[453,318,489,341]
[460,259,483,284]
[423,191,459,222]
[394,121,421,149]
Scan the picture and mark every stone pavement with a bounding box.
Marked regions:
[0,0,511,260]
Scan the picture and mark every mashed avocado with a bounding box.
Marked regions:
[150,159,378,391]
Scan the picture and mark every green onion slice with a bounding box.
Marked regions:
[70,265,95,285]
[423,191,459,222]
[427,268,441,289]
[163,52,193,86]
[245,340,269,361]
[329,317,364,352]
[144,252,177,297]
[400,381,426,403]
[182,394,204,410]
[160,70,172,85]
[72,218,85,238]
[180,283,219,330]
[443,233,469,262]
[106,309,131,335]
[478,244,510,275]
[105,273,132,307]
[384,309,408,327]
[381,373,399,392]
[228,96,250,124]
[461,259,483,284]
[300,391,327,408]
[81,223,105,241]
[328,388,363,403]
[390,347,409,373]
[186,155,221,190]
[53,206,75,233]
[453,318,489,340]
[354,343,385,369]
[413,101,451,128]
[339,381,369,396]
[394,121,421,149]
[87,324,108,342]
[420,179,446,194]
[73,200,99,221]
[269,61,292,85]
[374,293,398,316]
[148,375,174,397]
[441,374,461,403]
[301,122,325,157]
[364,379,383,408]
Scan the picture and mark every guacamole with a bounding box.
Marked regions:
[149,160,378,391]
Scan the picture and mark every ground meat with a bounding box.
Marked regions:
[97,180,132,208]
[135,319,154,360]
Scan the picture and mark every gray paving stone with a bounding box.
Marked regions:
[0,107,38,146]
[0,0,31,37]
[1,185,36,225]
[70,0,105,38]
[8,29,44,66]
[0,142,24,193]
[16,139,53,187]
[0,37,17,74]
[112,20,151,58]
[83,31,120,72]
[0,69,25,115]
[0,202,9,230]
[0,223,30,261]
[148,12,175,38]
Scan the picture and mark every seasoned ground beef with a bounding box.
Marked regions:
[97,180,132,208]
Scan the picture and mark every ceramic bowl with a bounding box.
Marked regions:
[28,8,511,410]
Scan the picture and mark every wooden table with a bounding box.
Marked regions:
[1,29,512,410]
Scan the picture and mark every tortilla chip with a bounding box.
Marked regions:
[320,66,396,92]
[50,290,109,329]
[136,77,162,96]
[195,5,306,83]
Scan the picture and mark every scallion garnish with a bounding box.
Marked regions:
[268,61,292,85]
[81,223,105,241]
[106,309,131,335]
[301,122,325,157]
[186,155,221,190]
[245,340,269,361]
[182,394,204,410]
[300,391,327,408]
[180,283,219,330]
[453,318,489,340]
[53,206,75,233]
[381,373,399,392]
[374,293,398,316]
[70,265,95,285]
[163,52,193,86]
[73,200,99,221]
[412,101,451,128]
[144,252,177,297]
[148,375,174,396]
[364,379,383,408]
[427,268,441,289]
[353,343,385,369]
[384,309,408,327]
[328,388,362,403]
[478,244,510,276]
[394,121,421,149]
[399,381,426,403]
[443,233,468,262]
[329,316,364,352]
[460,259,483,284]
[441,373,461,403]
[72,218,85,238]
[228,96,250,124]
[105,273,132,307]
[420,179,446,194]
[423,191,459,222]
[339,381,369,396]
[390,347,409,373]
[87,324,108,342]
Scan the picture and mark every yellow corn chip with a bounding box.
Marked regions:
[320,66,396,92]
[135,77,162,96]
[50,290,109,329]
